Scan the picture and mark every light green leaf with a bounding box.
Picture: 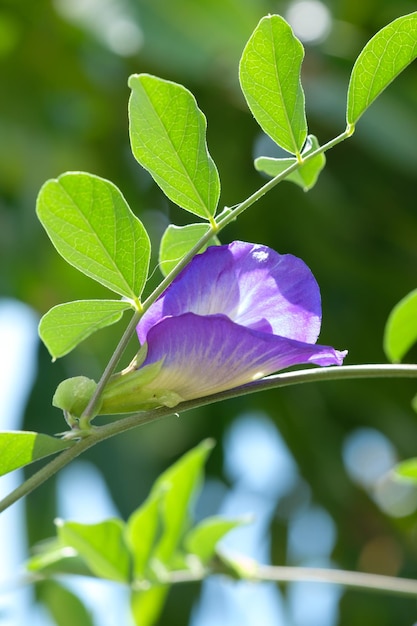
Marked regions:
[130,587,168,626]
[184,516,247,565]
[57,519,130,583]
[27,540,93,577]
[159,223,220,276]
[0,431,72,477]
[126,491,162,581]
[255,135,325,191]
[152,439,215,565]
[128,74,220,219]
[394,458,417,482]
[38,580,94,626]
[39,299,133,360]
[239,15,307,155]
[36,172,151,299]
[384,288,417,362]
[347,12,417,126]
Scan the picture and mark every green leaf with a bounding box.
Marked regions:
[254,135,325,191]
[126,491,162,581]
[0,431,72,477]
[394,458,417,482]
[57,519,130,583]
[383,288,417,362]
[38,580,94,626]
[27,540,94,578]
[39,299,133,360]
[128,74,220,220]
[347,12,417,126]
[152,439,215,565]
[159,223,220,276]
[184,515,247,565]
[239,15,307,155]
[36,172,151,299]
[130,587,168,626]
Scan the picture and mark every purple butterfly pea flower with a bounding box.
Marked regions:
[130,241,346,403]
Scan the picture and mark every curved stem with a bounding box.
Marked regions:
[1,363,417,514]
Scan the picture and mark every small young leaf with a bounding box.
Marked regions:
[239,15,307,155]
[57,519,130,583]
[347,12,417,126]
[130,587,168,626]
[159,223,220,276]
[184,516,247,565]
[38,580,94,626]
[36,172,151,299]
[0,431,72,477]
[255,135,326,191]
[39,299,133,360]
[152,439,215,565]
[383,288,417,362]
[128,74,220,219]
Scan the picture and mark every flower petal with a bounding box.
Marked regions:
[141,313,346,401]
[138,241,322,344]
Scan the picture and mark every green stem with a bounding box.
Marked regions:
[1,363,417,514]
[164,561,417,597]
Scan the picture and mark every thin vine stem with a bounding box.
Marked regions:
[1,363,417,514]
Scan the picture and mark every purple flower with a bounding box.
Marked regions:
[133,241,346,402]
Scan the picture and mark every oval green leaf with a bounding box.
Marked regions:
[384,288,417,362]
[347,12,417,126]
[128,74,220,220]
[239,15,307,155]
[36,172,151,299]
[57,519,130,583]
[39,299,133,360]
[255,135,326,191]
[0,431,72,477]
[184,515,247,565]
[159,223,220,276]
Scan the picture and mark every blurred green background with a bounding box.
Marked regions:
[1,0,417,624]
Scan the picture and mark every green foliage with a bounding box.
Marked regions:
[128,74,220,220]
[384,288,417,362]
[28,440,239,626]
[36,172,151,300]
[37,580,94,626]
[255,135,326,191]
[347,12,417,126]
[394,458,417,481]
[39,300,133,360]
[184,516,247,564]
[239,15,307,156]
[159,223,220,276]
[0,431,72,477]
[57,519,131,583]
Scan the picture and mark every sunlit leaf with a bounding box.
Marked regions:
[36,172,151,299]
[383,288,417,362]
[27,540,93,577]
[347,12,417,126]
[152,439,215,565]
[57,519,130,583]
[126,491,162,580]
[255,135,325,191]
[159,223,220,276]
[128,74,220,219]
[184,515,247,564]
[130,587,168,626]
[239,15,307,155]
[38,580,94,626]
[394,458,417,482]
[39,299,133,360]
[0,431,71,477]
